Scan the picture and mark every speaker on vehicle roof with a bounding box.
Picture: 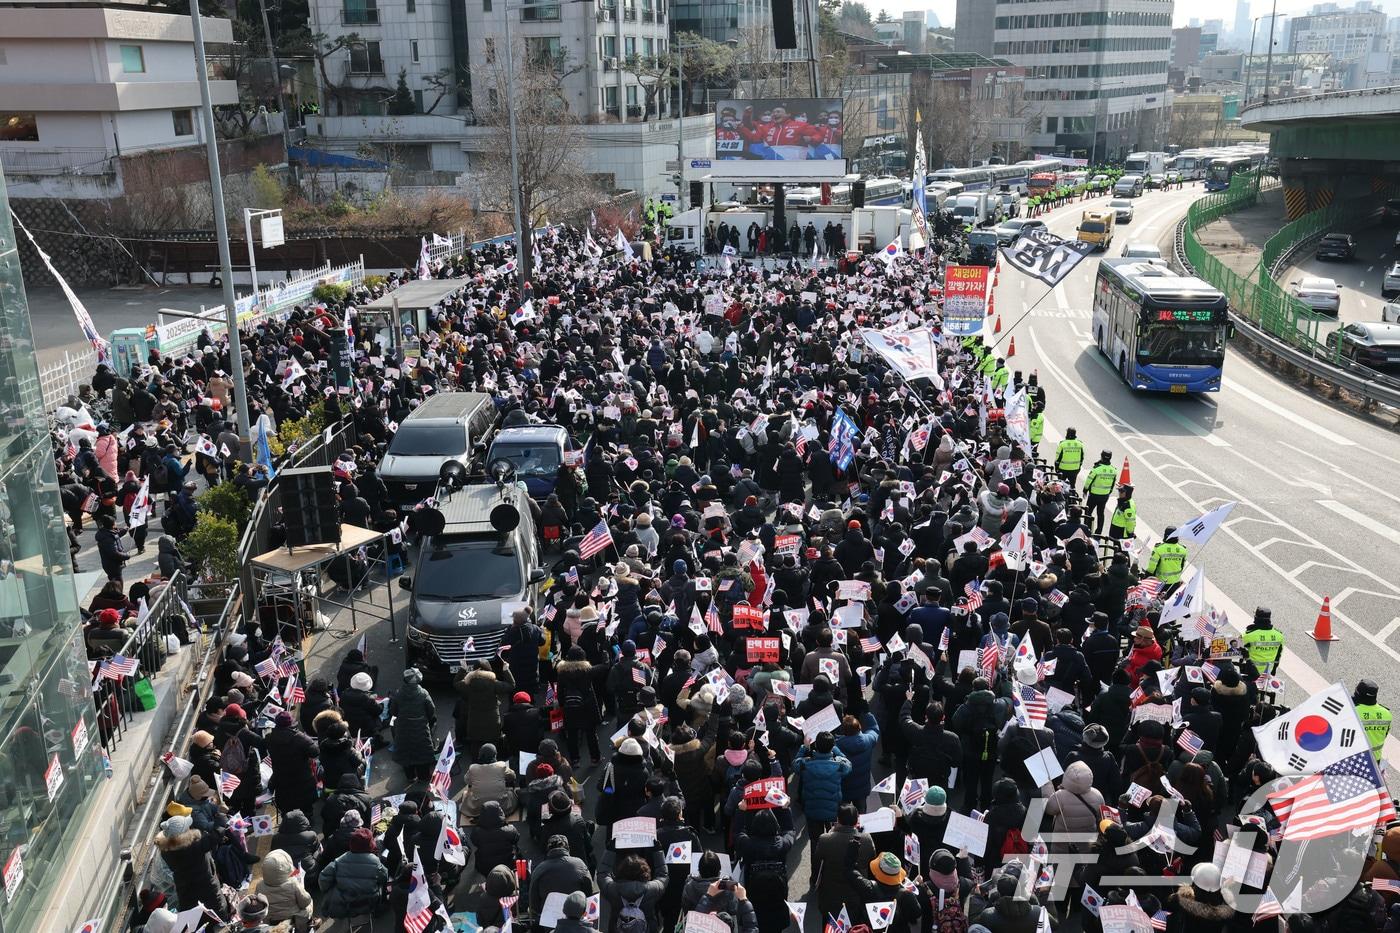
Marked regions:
[689,181,704,207]
[279,466,341,549]
[852,180,866,209]
[772,0,797,49]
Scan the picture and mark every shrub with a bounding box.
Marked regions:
[312,282,351,303]
[196,481,252,533]
[182,512,241,587]
[279,402,329,454]
[364,274,388,290]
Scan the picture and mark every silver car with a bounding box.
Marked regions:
[1109,199,1135,223]
[1289,275,1341,315]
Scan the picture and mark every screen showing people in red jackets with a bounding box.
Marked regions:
[713,98,843,161]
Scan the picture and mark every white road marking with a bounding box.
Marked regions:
[1368,265,1376,272]
[1221,378,1356,446]
[1220,445,1329,494]
[1277,441,1400,507]
[1082,352,1232,446]
[1375,617,1400,642]
[1316,499,1400,546]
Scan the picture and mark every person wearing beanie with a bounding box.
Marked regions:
[232,892,271,930]
[319,827,388,918]
[849,852,922,933]
[541,788,596,869]
[155,813,229,919]
[187,729,222,789]
[733,806,795,933]
[791,732,852,855]
[335,646,378,695]
[141,906,179,933]
[339,669,382,745]
[1085,667,1135,749]
[454,655,518,760]
[254,848,314,931]
[319,772,373,837]
[557,645,603,768]
[596,732,653,827]
[391,668,437,782]
[503,690,546,761]
[266,707,320,817]
[469,800,522,878]
[1167,863,1232,933]
[460,743,516,821]
[269,809,322,879]
[1065,724,1122,802]
[906,788,950,876]
[212,697,265,816]
[608,638,651,726]
[1125,626,1163,688]
[951,676,1012,811]
[1180,686,1223,753]
[530,833,596,918]
[974,867,1039,933]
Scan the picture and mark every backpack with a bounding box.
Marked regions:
[930,895,969,933]
[1130,745,1167,788]
[1000,827,1031,857]
[221,734,248,776]
[152,460,170,491]
[615,892,649,933]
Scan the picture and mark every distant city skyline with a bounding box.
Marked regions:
[869,0,1355,30]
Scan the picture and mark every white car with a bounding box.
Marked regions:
[1383,261,1400,298]
[1290,275,1342,315]
[1121,242,1162,259]
[1108,199,1135,223]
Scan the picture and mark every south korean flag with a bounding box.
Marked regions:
[1251,682,1367,775]
[1001,228,1095,287]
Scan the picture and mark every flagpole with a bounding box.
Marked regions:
[988,283,1059,351]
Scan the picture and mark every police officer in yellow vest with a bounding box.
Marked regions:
[1055,427,1085,488]
[1354,679,1392,762]
[1109,484,1136,541]
[1241,607,1285,674]
[991,360,1010,393]
[1082,450,1118,535]
[1145,526,1189,586]
[1029,411,1045,451]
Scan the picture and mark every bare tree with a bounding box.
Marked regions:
[420,68,460,115]
[473,44,602,281]
[621,52,675,119]
[312,32,392,115]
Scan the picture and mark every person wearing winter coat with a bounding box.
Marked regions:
[453,659,517,758]
[847,851,923,933]
[214,704,266,816]
[734,808,795,933]
[461,743,518,819]
[154,814,227,916]
[791,733,851,838]
[596,737,652,826]
[1086,669,1135,748]
[975,871,1040,933]
[811,805,876,918]
[391,668,437,781]
[685,876,760,933]
[951,680,1010,810]
[529,835,597,918]
[270,809,321,878]
[265,711,320,817]
[256,848,314,932]
[905,787,950,877]
[835,712,881,803]
[320,773,373,837]
[1044,761,1104,854]
[297,679,337,735]
[557,891,602,933]
[1066,724,1122,803]
[1166,864,1233,933]
[599,850,671,933]
[900,698,963,790]
[156,535,186,579]
[984,779,1028,868]
[1210,667,1251,753]
[314,710,365,792]
[469,800,520,877]
[319,828,388,918]
[558,646,603,766]
[339,671,382,743]
[502,691,546,759]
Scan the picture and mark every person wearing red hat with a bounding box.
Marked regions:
[503,691,545,761]
[86,607,128,655]
[318,827,387,919]
[214,702,266,816]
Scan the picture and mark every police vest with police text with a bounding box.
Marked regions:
[1241,626,1285,665]
[1356,702,1393,758]
[1147,542,1188,584]
[1055,438,1084,472]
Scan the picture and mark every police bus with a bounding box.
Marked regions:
[1092,258,1230,393]
[926,164,1032,195]
[1204,153,1257,191]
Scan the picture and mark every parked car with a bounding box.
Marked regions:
[1324,321,1400,374]
[1383,261,1400,299]
[1314,233,1355,261]
[992,218,1047,245]
[1108,199,1135,223]
[1289,275,1342,315]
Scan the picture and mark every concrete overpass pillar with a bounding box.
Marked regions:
[1279,158,1311,220]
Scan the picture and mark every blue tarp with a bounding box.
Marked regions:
[289,146,388,170]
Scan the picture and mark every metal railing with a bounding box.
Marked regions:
[95,574,196,751]
[0,147,118,176]
[1240,83,1400,115]
[38,347,99,411]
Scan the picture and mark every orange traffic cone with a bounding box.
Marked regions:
[1118,456,1131,486]
[1006,337,1016,358]
[1308,596,1339,641]
[994,316,1002,334]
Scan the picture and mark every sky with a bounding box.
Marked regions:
[875,0,1331,29]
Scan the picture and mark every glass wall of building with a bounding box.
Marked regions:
[0,166,103,932]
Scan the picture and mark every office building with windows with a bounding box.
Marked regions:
[0,164,108,933]
[0,3,237,198]
[955,0,1173,160]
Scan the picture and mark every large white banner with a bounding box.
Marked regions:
[859,326,943,386]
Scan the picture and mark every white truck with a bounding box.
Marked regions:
[951,192,999,229]
[850,206,913,251]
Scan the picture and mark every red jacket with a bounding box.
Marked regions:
[1125,641,1163,687]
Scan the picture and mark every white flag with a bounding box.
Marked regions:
[786,902,808,929]
[417,237,432,280]
[1002,511,1032,570]
[1172,501,1237,548]
[860,326,942,386]
[1251,682,1368,774]
[195,436,220,460]
[510,300,536,326]
[431,233,452,248]
[128,477,152,528]
[878,237,903,269]
[872,774,897,795]
[1157,568,1207,640]
[405,850,433,928]
[1004,388,1032,453]
[614,230,635,260]
[282,358,306,387]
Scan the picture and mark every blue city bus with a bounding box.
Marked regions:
[1092,259,1230,393]
[1204,155,1253,191]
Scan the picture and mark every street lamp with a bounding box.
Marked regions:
[674,40,702,211]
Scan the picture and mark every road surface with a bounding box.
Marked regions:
[1278,220,1400,335]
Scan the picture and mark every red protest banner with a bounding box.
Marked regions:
[774,534,801,556]
[746,637,782,665]
[742,776,787,810]
[731,604,765,631]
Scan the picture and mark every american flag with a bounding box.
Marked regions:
[578,519,614,560]
[682,674,697,691]
[404,854,434,933]
[964,580,985,611]
[979,641,1001,676]
[1126,579,1165,606]
[1373,879,1400,896]
[1150,911,1170,931]
[219,770,241,795]
[938,627,950,651]
[1013,684,1048,728]
[736,538,763,568]
[706,602,723,635]
[253,657,279,680]
[1201,661,1220,683]
[1267,751,1396,841]
[545,684,557,707]
[859,636,882,654]
[99,655,139,681]
[1252,890,1283,923]
[966,527,994,549]
[564,566,580,586]
[370,803,382,825]
[279,658,301,679]
[286,675,305,705]
[631,666,647,686]
[500,895,520,912]
[1177,729,1205,755]
[795,434,809,458]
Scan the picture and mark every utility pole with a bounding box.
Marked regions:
[676,46,685,210]
[189,0,253,447]
[1244,16,1260,105]
[256,0,297,188]
[1262,0,1279,102]
[805,0,821,96]
[501,6,528,293]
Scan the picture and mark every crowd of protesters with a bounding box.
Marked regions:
[78,219,1396,933]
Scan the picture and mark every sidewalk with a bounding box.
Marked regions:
[1191,185,1283,278]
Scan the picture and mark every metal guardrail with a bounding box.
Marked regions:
[95,573,194,751]
[1240,83,1400,115]
[1174,174,1400,414]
